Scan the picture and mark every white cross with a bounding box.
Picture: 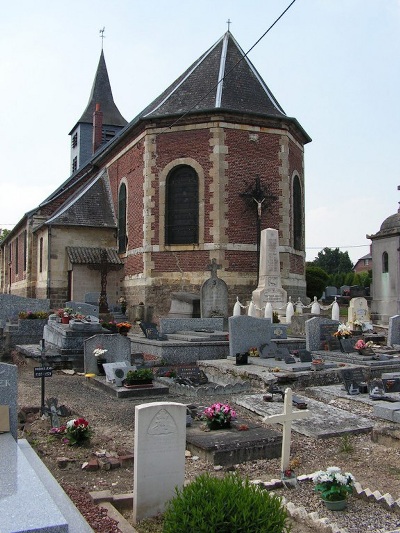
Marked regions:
[263,388,310,473]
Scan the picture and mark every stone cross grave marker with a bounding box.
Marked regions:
[263,388,309,473]
[200,258,229,318]
[0,362,18,440]
[133,402,187,523]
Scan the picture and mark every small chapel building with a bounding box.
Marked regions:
[0,31,311,319]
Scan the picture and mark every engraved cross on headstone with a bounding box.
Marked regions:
[263,388,309,473]
[207,258,221,279]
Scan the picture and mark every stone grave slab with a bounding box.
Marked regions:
[235,393,373,438]
[84,375,169,399]
[373,402,400,422]
[186,418,282,466]
[84,334,131,374]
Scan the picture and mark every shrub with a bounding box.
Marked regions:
[163,473,291,533]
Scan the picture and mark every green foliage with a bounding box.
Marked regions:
[339,434,354,454]
[18,310,50,319]
[305,266,329,300]
[163,473,291,533]
[344,272,354,285]
[125,368,153,383]
[0,228,10,243]
[311,247,353,275]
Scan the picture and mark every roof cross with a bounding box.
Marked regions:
[99,27,105,49]
[227,19,232,31]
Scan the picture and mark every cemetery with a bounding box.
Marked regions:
[3,243,400,531]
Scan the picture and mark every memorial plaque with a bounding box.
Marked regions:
[298,350,312,363]
[340,338,356,353]
[139,322,161,340]
[340,368,367,395]
[34,366,53,378]
[176,366,208,386]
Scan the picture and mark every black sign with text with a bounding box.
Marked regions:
[34,366,53,378]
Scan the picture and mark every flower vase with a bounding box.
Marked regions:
[207,420,231,431]
[119,328,130,336]
[61,316,70,324]
[282,474,297,488]
[97,358,107,376]
[322,499,347,511]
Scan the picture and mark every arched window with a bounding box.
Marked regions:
[382,251,389,273]
[118,183,127,253]
[166,166,199,245]
[293,175,302,250]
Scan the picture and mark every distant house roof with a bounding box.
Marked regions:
[66,246,123,265]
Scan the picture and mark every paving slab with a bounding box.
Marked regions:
[186,418,282,466]
[235,393,373,439]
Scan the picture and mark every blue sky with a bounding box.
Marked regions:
[1,0,399,263]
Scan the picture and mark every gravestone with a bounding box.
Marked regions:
[298,350,312,363]
[102,361,128,383]
[228,315,271,358]
[305,317,339,352]
[84,334,131,374]
[200,258,229,319]
[176,366,208,386]
[133,402,186,523]
[348,297,370,328]
[340,338,356,353]
[263,388,309,473]
[168,292,200,318]
[382,373,400,393]
[388,315,400,347]
[0,362,18,440]
[139,322,162,340]
[252,228,287,315]
[260,341,277,359]
[84,292,100,305]
[340,368,367,395]
[65,300,99,317]
[325,286,337,299]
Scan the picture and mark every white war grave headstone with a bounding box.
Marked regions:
[263,388,309,473]
[252,228,287,317]
[133,401,186,523]
[348,297,372,330]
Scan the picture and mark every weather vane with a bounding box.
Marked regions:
[99,27,105,49]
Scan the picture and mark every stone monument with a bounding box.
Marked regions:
[200,258,229,318]
[252,228,287,316]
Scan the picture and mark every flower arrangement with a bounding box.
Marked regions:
[18,310,50,319]
[353,319,363,328]
[248,347,260,357]
[117,322,132,331]
[124,368,153,384]
[333,323,351,338]
[50,417,92,446]
[118,296,127,314]
[312,466,355,502]
[100,320,117,331]
[202,402,237,430]
[93,347,108,358]
[55,307,74,318]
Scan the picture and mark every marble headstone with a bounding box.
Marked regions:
[252,228,287,316]
[133,402,186,523]
[200,259,229,318]
[348,297,370,328]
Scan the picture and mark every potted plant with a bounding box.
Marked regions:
[282,457,301,488]
[202,402,237,430]
[124,368,153,387]
[50,417,93,446]
[312,466,355,510]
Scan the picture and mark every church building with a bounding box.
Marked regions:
[0,31,311,320]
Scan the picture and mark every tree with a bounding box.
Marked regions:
[0,228,10,243]
[306,265,330,300]
[311,247,353,275]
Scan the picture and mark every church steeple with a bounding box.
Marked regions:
[69,50,127,174]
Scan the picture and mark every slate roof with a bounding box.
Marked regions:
[140,31,287,120]
[66,246,123,265]
[46,170,116,228]
[75,50,127,127]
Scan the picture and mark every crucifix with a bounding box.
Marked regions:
[227,19,232,31]
[263,388,309,473]
[207,258,221,279]
[240,176,277,282]
[88,249,123,314]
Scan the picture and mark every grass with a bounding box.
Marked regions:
[339,434,354,454]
